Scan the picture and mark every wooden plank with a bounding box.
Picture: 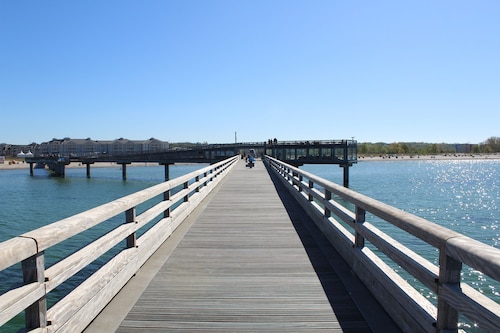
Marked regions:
[0,282,45,327]
[0,237,37,271]
[358,222,439,292]
[48,248,139,331]
[115,160,377,332]
[45,223,136,292]
[440,283,500,332]
[446,236,500,281]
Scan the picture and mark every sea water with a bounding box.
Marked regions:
[0,160,498,332]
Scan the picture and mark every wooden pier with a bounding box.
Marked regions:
[88,158,396,332]
[1,156,499,333]
[25,140,358,186]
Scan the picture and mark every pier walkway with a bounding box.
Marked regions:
[87,159,398,332]
[3,155,498,332]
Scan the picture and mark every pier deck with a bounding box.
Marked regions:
[86,159,398,332]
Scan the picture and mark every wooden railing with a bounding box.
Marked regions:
[0,156,239,333]
[265,156,500,333]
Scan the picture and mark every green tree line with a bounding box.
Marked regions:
[358,137,500,156]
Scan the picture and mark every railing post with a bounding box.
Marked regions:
[436,252,461,332]
[183,181,189,202]
[125,207,137,248]
[164,189,170,218]
[298,175,303,192]
[22,252,47,330]
[324,189,331,217]
[292,171,298,188]
[354,206,365,248]
[196,175,200,192]
[309,180,314,201]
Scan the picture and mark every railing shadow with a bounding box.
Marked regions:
[264,161,401,333]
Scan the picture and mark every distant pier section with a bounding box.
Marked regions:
[25,139,358,185]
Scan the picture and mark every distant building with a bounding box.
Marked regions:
[1,143,38,157]
[454,144,473,154]
[36,137,169,156]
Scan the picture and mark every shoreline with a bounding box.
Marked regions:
[358,153,500,162]
[0,161,162,171]
[1,154,500,171]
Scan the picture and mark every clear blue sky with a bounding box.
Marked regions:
[1,1,499,145]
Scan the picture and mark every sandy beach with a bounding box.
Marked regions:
[0,161,159,171]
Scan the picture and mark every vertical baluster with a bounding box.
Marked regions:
[354,206,365,248]
[183,181,189,202]
[292,171,298,188]
[308,180,314,202]
[324,189,331,217]
[126,207,137,248]
[22,252,47,330]
[164,188,171,218]
[436,252,461,332]
[212,167,219,178]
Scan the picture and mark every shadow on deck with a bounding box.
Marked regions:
[266,162,400,332]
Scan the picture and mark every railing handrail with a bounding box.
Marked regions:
[0,155,239,332]
[265,155,500,333]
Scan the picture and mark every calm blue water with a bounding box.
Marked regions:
[0,160,498,332]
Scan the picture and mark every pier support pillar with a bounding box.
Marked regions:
[160,163,171,181]
[120,163,129,180]
[86,163,91,178]
[29,162,34,176]
[48,162,66,177]
[341,163,351,188]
